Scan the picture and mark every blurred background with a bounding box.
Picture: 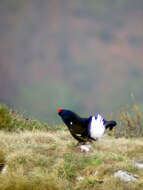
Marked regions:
[0,0,143,125]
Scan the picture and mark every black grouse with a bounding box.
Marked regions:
[58,109,117,144]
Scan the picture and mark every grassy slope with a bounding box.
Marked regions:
[0,129,143,190]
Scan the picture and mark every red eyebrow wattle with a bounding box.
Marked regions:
[57,108,64,113]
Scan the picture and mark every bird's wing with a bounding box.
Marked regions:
[69,131,89,143]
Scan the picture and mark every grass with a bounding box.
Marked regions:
[0,104,143,189]
[0,130,143,190]
[0,104,48,131]
[114,104,143,138]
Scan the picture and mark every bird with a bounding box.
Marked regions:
[58,109,117,145]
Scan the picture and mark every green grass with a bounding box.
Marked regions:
[0,131,143,190]
[0,104,50,131]
[0,104,143,189]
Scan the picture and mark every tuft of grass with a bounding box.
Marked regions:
[0,104,13,131]
[0,171,62,190]
[0,104,48,131]
[114,104,143,138]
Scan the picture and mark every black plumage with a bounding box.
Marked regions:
[58,109,117,144]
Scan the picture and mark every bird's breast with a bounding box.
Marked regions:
[89,116,105,140]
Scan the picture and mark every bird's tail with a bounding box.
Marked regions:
[104,120,117,131]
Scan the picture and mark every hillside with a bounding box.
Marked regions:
[0,130,143,190]
[0,104,143,189]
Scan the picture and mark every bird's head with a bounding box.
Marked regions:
[57,108,64,115]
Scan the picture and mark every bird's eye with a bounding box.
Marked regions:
[70,121,73,125]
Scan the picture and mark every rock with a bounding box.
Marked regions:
[134,161,143,169]
[114,170,138,182]
[80,144,93,152]
[1,165,7,174]
[76,176,84,181]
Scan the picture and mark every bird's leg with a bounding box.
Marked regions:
[76,141,86,146]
